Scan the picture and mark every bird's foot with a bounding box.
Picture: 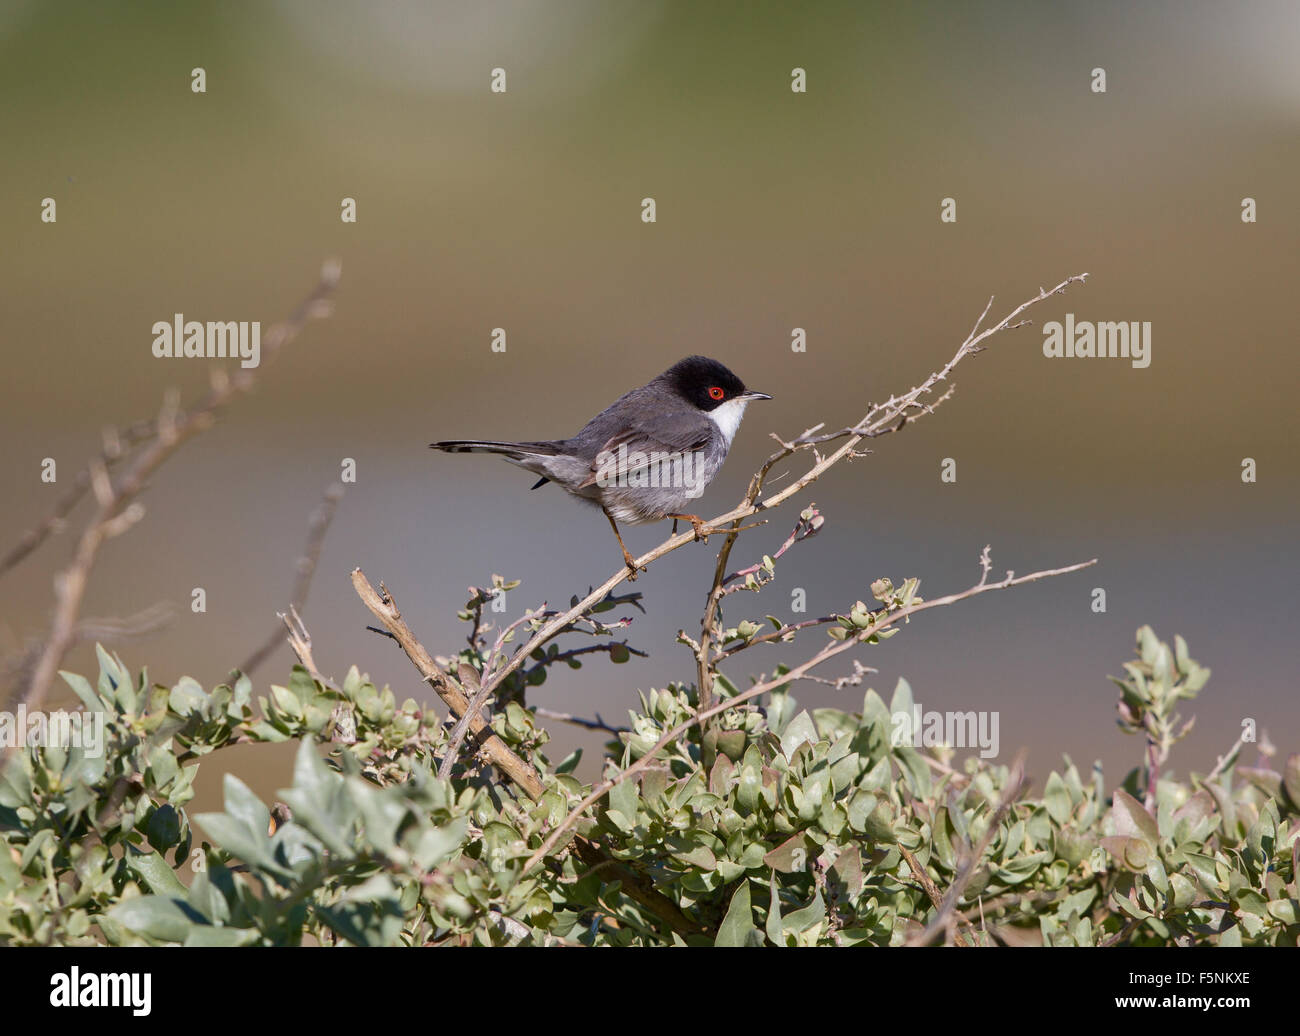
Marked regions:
[621,548,645,580]
[669,513,712,542]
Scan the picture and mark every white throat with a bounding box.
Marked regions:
[706,397,750,448]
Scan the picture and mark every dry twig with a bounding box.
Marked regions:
[15,261,341,711]
[240,482,346,676]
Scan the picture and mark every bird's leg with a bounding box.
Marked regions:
[667,512,712,542]
[603,508,644,580]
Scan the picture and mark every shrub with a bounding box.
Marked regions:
[2,625,1295,946]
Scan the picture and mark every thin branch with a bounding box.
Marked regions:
[0,418,158,579]
[711,614,840,661]
[441,630,643,780]
[240,482,346,676]
[438,663,493,781]
[521,642,647,682]
[280,604,327,686]
[1,602,175,699]
[533,708,629,736]
[18,261,342,712]
[898,844,964,946]
[719,506,823,596]
[481,604,554,685]
[1099,918,1142,948]
[694,519,756,713]
[1205,729,1250,783]
[694,509,822,711]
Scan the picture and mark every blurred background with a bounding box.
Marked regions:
[1,1,1296,812]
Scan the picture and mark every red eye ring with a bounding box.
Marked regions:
[708,386,725,400]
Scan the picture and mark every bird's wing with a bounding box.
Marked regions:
[576,409,711,489]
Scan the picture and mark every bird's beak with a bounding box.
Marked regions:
[741,390,772,401]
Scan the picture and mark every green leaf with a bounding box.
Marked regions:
[779,711,818,760]
[268,683,305,721]
[992,851,1050,885]
[673,845,717,871]
[108,896,201,943]
[317,874,404,947]
[194,813,279,875]
[221,774,271,838]
[893,746,932,798]
[607,775,639,827]
[763,831,814,874]
[765,873,784,946]
[715,880,757,947]
[766,688,797,736]
[1110,789,1159,849]
[1180,851,1222,892]
[888,678,914,721]
[126,848,188,898]
[95,644,127,696]
[1044,772,1072,825]
[147,745,179,790]
[59,670,103,712]
[349,785,406,856]
[1101,836,1151,871]
[410,816,468,871]
[782,888,826,936]
[168,676,209,716]
[278,747,355,857]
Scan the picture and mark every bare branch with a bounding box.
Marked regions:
[17,261,342,712]
[1205,728,1250,783]
[240,482,347,677]
[438,663,493,781]
[898,844,964,945]
[532,708,629,736]
[719,506,823,597]
[0,418,158,579]
[521,642,647,682]
[1,602,175,697]
[280,605,327,686]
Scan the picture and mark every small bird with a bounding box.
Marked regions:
[431,356,771,576]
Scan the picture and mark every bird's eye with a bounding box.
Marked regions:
[708,386,725,400]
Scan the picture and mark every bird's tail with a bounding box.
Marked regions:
[429,439,562,460]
